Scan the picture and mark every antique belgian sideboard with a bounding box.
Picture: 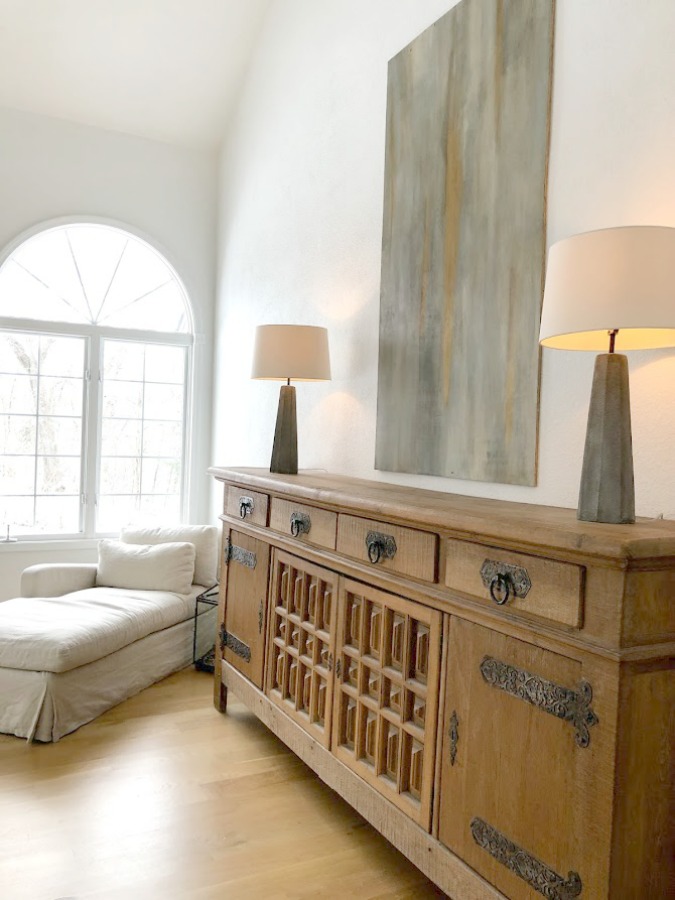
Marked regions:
[209,466,674,900]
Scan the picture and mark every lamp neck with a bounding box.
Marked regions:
[608,329,618,354]
[286,377,291,386]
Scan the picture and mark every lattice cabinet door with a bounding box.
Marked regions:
[266,550,338,748]
[331,578,441,830]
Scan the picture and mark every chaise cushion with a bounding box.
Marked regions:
[96,540,196,594]
[120,525,218,587]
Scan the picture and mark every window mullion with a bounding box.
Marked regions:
[82,337,102,537]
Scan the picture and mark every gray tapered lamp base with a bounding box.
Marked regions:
[270,384,298,475]
[578,353,635,524]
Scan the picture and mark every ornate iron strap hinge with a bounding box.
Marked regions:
[479,656,599,748]
[219,624,251,663]
[471,818,582,899]
[225,539,257,570]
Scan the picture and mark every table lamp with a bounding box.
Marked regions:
[539,226,675,524]
[252,324,331,475]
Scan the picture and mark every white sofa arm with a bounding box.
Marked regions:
[21,563,98,597]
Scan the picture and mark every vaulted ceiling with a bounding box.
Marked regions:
[0,0,271,148]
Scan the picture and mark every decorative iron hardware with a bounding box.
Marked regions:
[335,658,342,679]
[480,559,531,605]
[366,531,397,564]
[448,710,459,765]
[470,818,582,899]
[290,511,311,537]
[258,600,264,634]
[225,540,257,570]
[326,652,333,672]
[479,656,599,748]
[219,625,251,663]
[238,496,254,519]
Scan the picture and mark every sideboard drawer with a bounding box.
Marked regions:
[224,485,269,526]
[270,498,337,550]
[337,515,438,583]
[444,538,584,628]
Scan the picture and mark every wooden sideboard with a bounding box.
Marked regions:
[209,466,675,900]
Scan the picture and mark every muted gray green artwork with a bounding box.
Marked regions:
[376,0,555,485]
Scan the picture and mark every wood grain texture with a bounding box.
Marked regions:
[376,0,555,486]
[0,669,447,900]
[270,496,337,549]
[610,662,675,899]
[224,662,503,900]
[221,530,271,689]
[438,617,612,899]
[337,513,438,582]
[445,537,584,628]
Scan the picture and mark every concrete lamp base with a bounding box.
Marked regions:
[578,353,635,524]
[270,384,298,475]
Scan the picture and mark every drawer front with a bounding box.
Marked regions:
[269,498,337,550]
[337,515,438,583]
[445,538,584,627]
[224,485,269,526]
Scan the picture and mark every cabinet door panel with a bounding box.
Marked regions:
[438,617,605,899]
[332,578,441,830]
[266,550,338,748]
[221,530,271,689]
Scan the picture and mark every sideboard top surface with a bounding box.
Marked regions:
[208,467,675,564]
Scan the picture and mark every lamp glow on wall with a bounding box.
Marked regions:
[539,226,675,524]
[252,324,331,475]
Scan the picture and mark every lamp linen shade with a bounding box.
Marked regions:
[251,325,331,381]
[540,226,675,351]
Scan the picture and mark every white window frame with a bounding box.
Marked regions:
[0,317,193,540]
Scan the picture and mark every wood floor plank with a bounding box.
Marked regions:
[0,668,445,899]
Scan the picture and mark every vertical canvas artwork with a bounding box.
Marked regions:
[376,0,555,485]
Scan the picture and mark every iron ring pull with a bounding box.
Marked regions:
[489,572,512,605]
[239,496,254,519]
[289,512,311,537]
[368,539,383,564]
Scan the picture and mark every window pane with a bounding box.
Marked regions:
[39,376,84,416]
[38,417,82,455]
[101,419,142,456]
[0,415,36,454]
[145,345,185,384]
[103,341,145,381]
[139,494,181,522]
[34,496,80,533]
[102,381,143,418]
[36,457,81,495]
[96,495,138,533]
[0,260,84,324]
[12,229,90,322]
[142,421,182,457]
[144,383,183,421]
[99,458,140,494]
[0,374,37,414]
[141,458,180,495]
[0,456,36,494]
[39,336,85,377]
[0,333,39,374]
[1,497,35,532]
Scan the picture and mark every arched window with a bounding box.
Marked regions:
[0,223,192,537]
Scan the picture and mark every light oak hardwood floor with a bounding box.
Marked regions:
[0,668,446,900]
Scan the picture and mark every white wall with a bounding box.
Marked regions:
[0,108,218,599]
[213,0,675,519]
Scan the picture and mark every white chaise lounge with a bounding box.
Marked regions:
[0,525,219,742]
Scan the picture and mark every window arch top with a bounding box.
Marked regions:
[0,224,190,333]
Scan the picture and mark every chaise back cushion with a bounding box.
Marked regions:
[96,540,196,594]
[120,525,218,587]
